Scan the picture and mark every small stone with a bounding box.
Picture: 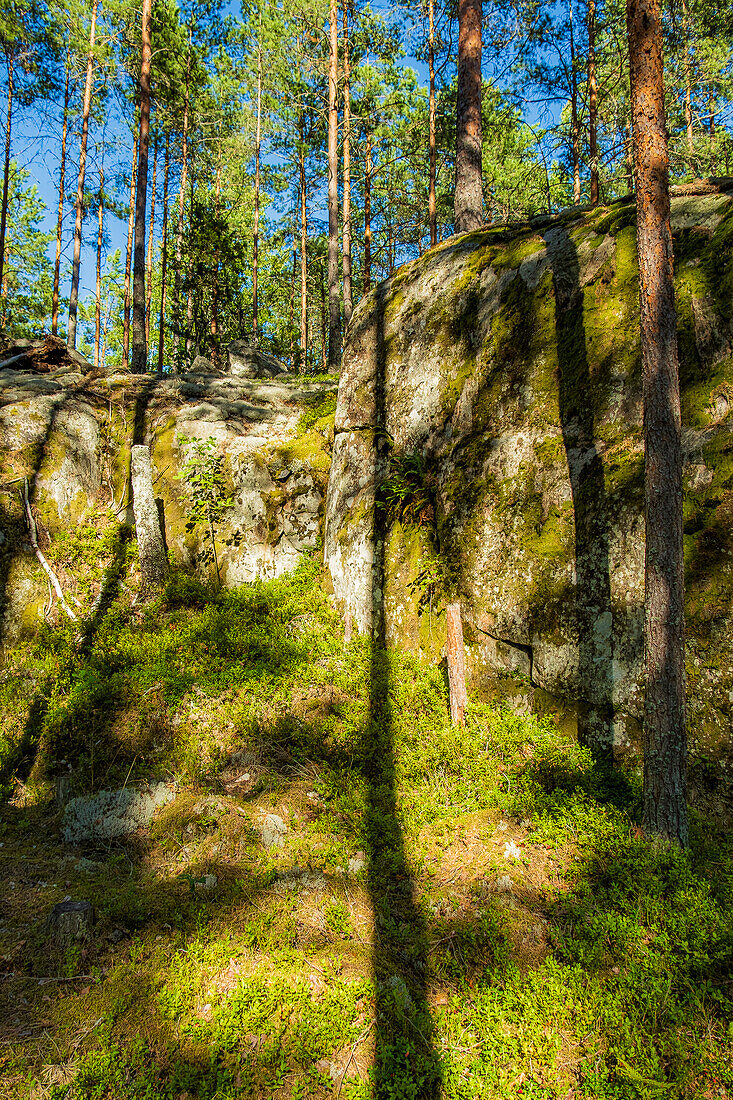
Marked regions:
[261,813,287,848]
[503,840,523,861]
[195,874,218,894]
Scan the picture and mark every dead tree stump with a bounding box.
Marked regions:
[131,444,168,597]
[446,602,468,725]
[48,900,94,946]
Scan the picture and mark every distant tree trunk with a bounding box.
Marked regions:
[364,127,372,291]
[320,261,328,372]
[428,0,437,246]
[588,0,599,205]
[341,0,353,328]
[145,137,157,347]
[569,0,581,204]
[327,0,341,369]
[131,0,152,374]
[210,141,222,361]
[299,114,308,373]
[454,0,482,232]
[94,164,103,369]
[625,118,634,191]
[157,134,170,376]
[123,128,138,368]
[185,168,195,359]
[174,26,192,371]
[0,51,14,316]
[682,0,693,159]
[131,445,168,597]
[68,2,98,350]
[253,32,262,342]
[289,219,296,365]
[52,50,71,337]
[627,0,689,847]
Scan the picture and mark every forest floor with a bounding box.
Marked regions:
[0,556,732,1099]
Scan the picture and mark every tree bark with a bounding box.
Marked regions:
[157,133,170,376]
[569,0,581,204]
[299,112,308,373]
[94,164,104,369]
[145,137,157,347]
[446,602,467,725]
[253,30,262,342]
[454,0,482,232]
[289,217,296,365]
[588,0,599,205]
[682,0,693,158]
[131,445,168,596]
[627,0,689,847]
[342,0,353,328]
[210,140,222,360]
[320,260,328,371]
[68,4,97,350]
[0,51,13,316]
[123,128,138,369]
[327,0,341,369]
[173,26,192,372]
[131,0,153,374]
[428,0,437,246]
[52,50,71,337]
[364,127,372,291]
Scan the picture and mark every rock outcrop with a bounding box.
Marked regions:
[0,366,335,643]
[325,184,733,767]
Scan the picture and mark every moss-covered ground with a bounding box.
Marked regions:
[0,558,731,1099]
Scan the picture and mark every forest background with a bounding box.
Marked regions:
[1,0,732,374]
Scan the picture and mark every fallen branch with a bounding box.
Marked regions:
[22,478,77,622]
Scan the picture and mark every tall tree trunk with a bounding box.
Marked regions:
[327,0,341,369]
[253,31,262,342]
[174,26,192,371]
[0,51,14,315]
[289,216,296,364]
[341,0,353,328]
[94,164,104,369]
[454,0,482,232]
[185,165,195,359]
[52,50,71,337]
[210,141,222,360]
[299,113,308,373]
[131,0,153,374]
[145,137,158,346]
[428,0,437,246]
[569,0,581,204]
[131,445,169,597]
[68,2,98,350]
[587,0,599,205]
[627,0,689,847]
[364,126,372,291]
[157,134,170,376]
[124,128,138,368]
[320,261,328,372]
[682,0,693,158]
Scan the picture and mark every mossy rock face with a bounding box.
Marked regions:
[325,185,733,765]
[0,369,337,644]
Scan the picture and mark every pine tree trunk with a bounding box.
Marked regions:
[454,0,482,232]
[446,603,467,725]
[185,167,194,359]
[428,0,437,246]
[320,261,328,372]
[588,0,599,205]
[145,137,157,347]
[289,217,296,365]
[123,128,138,369]
[327,0,341,369]
[682,0,694,158]
[131,0,152,374]
[627,0,689,847]
[299,114,308,373]
[131,445,168,597]
[157,134,170,376]
[173,27,192,372]
[210,142,222,360]
[52,50,71,337]
[569,0,581,204]
[68,3,97,350]
[364,127,372,291]
[94,164,103,369]
[341,0,353,328]
[253,33,262,342]
[0,52,14,315]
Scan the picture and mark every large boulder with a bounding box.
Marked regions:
[227,340,288,379]
[325,182,733,769]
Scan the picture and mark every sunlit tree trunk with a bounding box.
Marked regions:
[569,0,581,204]
[174,26,192,371]
[289,215,296,365]
[210,141,222,361]
[682,0,693,159]
[0,51,13,316]
[94,163,104,368]
[627,0,689,847]
[454,0,482,231]
[428,0,437,246]
[131,0,153,374]
[145,137,157,346]
[253,30,262,342]
[588,0,599,205]
[185,166,195,359]
[299,112,308,373]
[364,126,372,291]
[68,2,98,350]
[52,49,71,336]
[342,0,353,328]
[327,0,341,369]
[157,134,170,376]
[123,128,137,368]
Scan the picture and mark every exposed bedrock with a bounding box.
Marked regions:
[325,186,733,775]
